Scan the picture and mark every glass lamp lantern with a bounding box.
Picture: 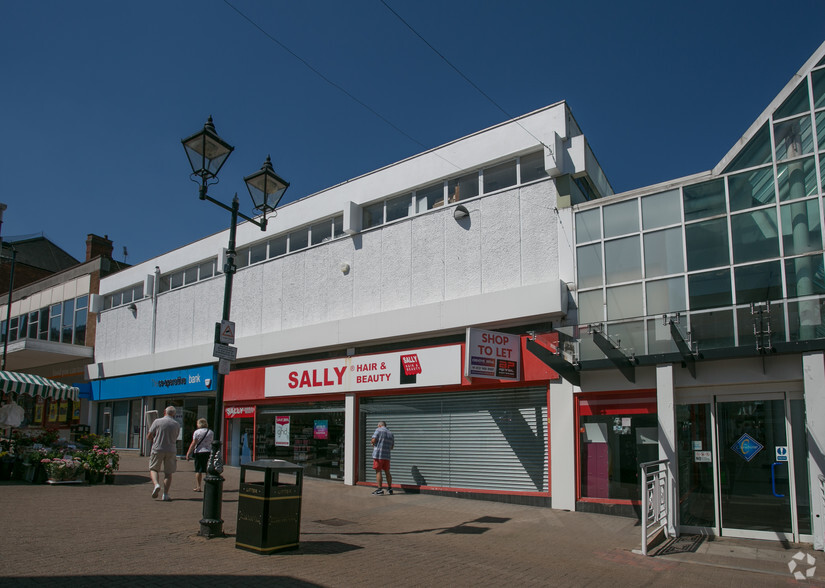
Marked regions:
[182,116,235,183]
[244,155,290,214]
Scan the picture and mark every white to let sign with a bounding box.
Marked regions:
[776,446,789,461]
[464,328,521,380]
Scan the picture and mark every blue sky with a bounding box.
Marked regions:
[1,1,824,264]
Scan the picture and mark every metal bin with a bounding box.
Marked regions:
[235,459,303,554]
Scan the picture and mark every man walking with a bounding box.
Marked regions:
[147,405,181,501]
[371,420,394,495]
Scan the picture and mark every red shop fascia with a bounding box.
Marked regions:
[222,333,560,452]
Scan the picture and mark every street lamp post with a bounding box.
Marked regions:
[182,117,289,538]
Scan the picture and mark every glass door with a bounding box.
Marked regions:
[716,396,794,539]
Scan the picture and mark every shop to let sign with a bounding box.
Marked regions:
[464,328,521,381]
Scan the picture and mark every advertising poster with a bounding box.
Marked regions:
[314,420,329,440]
[34,403,44,424]
[58,401,68,422]
[72,402,81,421]
[275,415,290,446]
[47,401,58,423]
[465,328,521,380]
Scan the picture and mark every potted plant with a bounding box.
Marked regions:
[41,457,84,483]
[82,445,119,484]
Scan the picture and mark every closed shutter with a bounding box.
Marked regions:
[361,387,547,493]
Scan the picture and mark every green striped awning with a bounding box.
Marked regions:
[0,371,79,402]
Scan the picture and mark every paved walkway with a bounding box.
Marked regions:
[1,450,822,586]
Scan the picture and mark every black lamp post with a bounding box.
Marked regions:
[182,116,289,538]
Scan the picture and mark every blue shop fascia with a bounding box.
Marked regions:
[90,365,217,455]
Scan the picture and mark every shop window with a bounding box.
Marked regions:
[728,166,775,211]
[683,179,726,221]
[641,190,680,230]
[603,200,638,238]
[686,218,730,271]
[578,393,658,502]
[676,404,715,527]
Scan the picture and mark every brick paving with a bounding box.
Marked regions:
[1,450,822,587]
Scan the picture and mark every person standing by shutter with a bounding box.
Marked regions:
[371,421,395,495]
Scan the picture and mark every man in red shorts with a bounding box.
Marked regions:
[371,421,395,495]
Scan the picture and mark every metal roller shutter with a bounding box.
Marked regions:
[361,387,548,493]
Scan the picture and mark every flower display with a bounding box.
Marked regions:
[41,458,84,481]
[81,445,120,474]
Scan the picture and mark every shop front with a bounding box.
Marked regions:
[225,336,559,500]
[91,365,217,454]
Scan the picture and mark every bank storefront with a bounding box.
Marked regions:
[225,339,557,501]
[91,365,217,455]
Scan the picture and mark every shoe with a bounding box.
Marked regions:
[151,484,161,499]
[161,494,171,501]
[371,488,384,495]
[387,488,393,495]
[193,487,202,492]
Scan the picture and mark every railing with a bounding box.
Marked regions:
[640,458,671,556]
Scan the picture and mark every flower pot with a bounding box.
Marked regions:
[0,459,13,481]
[21,462,36,483]
[104,474,115,484]
[87,471,104,484]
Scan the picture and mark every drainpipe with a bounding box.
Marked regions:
[150,266,160,354]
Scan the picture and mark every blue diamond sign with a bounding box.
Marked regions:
[731,433,764,462]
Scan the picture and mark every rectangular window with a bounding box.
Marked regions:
[576,243,603,289]
[728,167,775,211]
[777,157,817,200]
[75,306,87,345]
[788,298,825,341]
[578,289,604,324]
[169,270,184,289]
[39,308,49,340]
[774,115,814,161]
[416,183,445,213]
[578,393,658,502]
[49,303,61,342]
[736,304,785,349]
[575,209,601,244]
[250,242,267,264]
[289,229,308,251]
[61,299,74,343]
[158,275,171,293]
[685,218,730,271]
[333,215,343,238]
[646,277,687,315]
[644,227,684,277]
[730,209,780,263]
[641,190,681,230]
[8,317,18,342]
[184,266,198,285]
[519,151,547,183]
[683,179,726,221]
[268,235,287,258]
[235,247,250,269]
[447,172,479,203]
[198,259,216,280]
[606,284,642,320]
[311,220,332,245]
[688,310,734,349]
[781,199,822,256]
[734,261,782,304]
[603,200,638,238]
[362,202,384,229]
[482,160,517,194]
[122,288,134,304]
[604,236,641,284]
[688,269,732,310]
[385,194,412,222]
[28,311,38,339]
[785,254,825,298]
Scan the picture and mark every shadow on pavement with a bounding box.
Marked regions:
[1,576,323,587]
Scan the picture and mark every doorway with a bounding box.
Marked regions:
[677,392,810,542]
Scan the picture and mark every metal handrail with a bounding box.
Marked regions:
[640,458,671,556]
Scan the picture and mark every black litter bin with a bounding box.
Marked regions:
[236,459,303,554]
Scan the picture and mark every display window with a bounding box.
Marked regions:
[576,391,657,503]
